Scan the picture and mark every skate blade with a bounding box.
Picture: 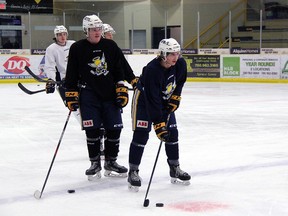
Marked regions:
[87,172,101,181]
[104,170,128,178]
[128,183,140,192]
[171,177,190,185]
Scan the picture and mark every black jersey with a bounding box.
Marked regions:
[65,38,125,101]
[138,57,187,123]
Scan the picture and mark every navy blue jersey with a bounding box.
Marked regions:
[65,38,124,101]
[138,57,187,123]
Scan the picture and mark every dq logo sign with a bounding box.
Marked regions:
[3,56,30,74]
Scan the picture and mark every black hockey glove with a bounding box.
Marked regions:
[153,121,169,142]
[45,79,55,94]
[130,77,139,90]
[65,90,79,111]
[166,94,181,113]
[116,83,129,108]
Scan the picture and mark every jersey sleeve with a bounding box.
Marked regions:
[109,42,125,84]
[65,43,79,90]
[142,65,164,123]
[44,46,57,80]
[118,48,135,83]
[173,57,187,96]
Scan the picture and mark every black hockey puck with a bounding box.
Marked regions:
[156,203,164,207]
[67,189,75,193]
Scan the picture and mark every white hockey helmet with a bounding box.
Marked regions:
[54,25,68,37]
[102,23,116,37]
[159,38,181,57]
[103,24,116,34]
[83,14,103,35]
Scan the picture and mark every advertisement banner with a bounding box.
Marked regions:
[133,49,159,55]
[231,48,260,54]
[198,48,230,55]
[184,55,220,78]
[5,0,53,13]
[0,55,45,79]
[222,55,280,79]
[0,49,30,55]
[261,48,288,55]
[280,56,288,79]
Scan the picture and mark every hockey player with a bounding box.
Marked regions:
[128,38,191,191]
[44,25,75,100]
[102,23,138,89]
[102,23,116,40]
[64,14,129,181]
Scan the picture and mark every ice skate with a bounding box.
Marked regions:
[86,160,102,181]
[169,163,191,185]
[104,160,128,178]
[128,170,141,192]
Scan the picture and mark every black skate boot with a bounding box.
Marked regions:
[86,156,102,181]
[128,170,141,192]
[168,161,191,185]
[104,160,128,178]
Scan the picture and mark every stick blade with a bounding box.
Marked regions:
[143,199,149,207]
[34,190,42,200]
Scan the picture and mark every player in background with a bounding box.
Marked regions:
[127,38,191,191]
[102,23,138,88]
[44,25,75,101]
[64,14,129,181]
[99,23,138,157]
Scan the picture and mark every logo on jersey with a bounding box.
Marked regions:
[88,53,109,76]
[83,120,94,127]
[162,79,176,100]
[137,120,148,128]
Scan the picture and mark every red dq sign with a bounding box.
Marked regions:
[3,56,30,74]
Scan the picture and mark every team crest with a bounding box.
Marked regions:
[162,80,176,100]
[88,53,109,76]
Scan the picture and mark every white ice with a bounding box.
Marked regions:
[1,82,288,216]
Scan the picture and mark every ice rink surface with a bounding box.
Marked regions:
[1,81,288,216]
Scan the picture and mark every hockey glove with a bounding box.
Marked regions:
[116,83,129,108]
[130,77,139,90]
[166,94,181,113]
[65,91,79,111]
[153,121,169,142]
[45,79,55,94]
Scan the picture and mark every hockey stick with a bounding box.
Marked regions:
[34,110,72,199]
[24,66,61,84]
[17,82,46,95]
[25,66,134,90]
[143,114,171,207]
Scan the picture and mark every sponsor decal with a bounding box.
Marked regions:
[83,120,93,127]
[137,120,148,128]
